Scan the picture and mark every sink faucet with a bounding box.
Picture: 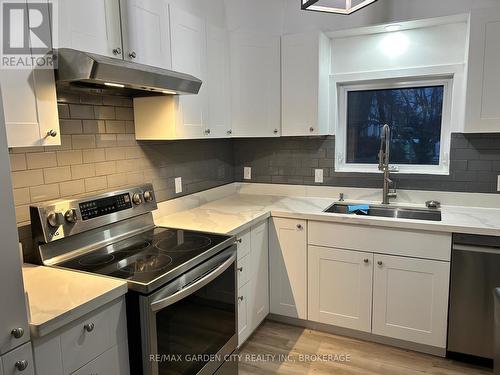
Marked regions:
[378,124,397,205]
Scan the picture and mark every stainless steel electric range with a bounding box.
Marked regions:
[28,184,238,375]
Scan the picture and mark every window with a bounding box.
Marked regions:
[336,79,452,174]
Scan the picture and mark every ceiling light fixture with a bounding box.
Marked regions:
[104,82,125,88]
[385,24,402,32]
[301,0,378,15]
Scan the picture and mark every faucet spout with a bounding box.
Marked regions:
[379,124,397,205]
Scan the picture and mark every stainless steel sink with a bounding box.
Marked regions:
[323,202,442,222]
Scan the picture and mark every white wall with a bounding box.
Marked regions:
[330,22,468,75]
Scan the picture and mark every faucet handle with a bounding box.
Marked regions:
[388,165,399,172]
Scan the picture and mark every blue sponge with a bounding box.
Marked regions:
[347,205,370,214]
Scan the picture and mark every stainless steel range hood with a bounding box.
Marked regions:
[55,48,202,96]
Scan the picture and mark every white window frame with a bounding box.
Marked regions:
[335,78,453,175]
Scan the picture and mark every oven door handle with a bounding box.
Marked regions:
[150,253,236,312]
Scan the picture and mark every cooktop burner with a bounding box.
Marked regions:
[56,227,230,289]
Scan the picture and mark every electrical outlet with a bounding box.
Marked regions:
[315,169,324,183]
[244,167,252,180]
[175,177,182,194]
[497,175,500,192]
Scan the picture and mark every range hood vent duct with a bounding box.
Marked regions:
[55,48,202,97]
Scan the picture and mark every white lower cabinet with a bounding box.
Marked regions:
[308,246,373,332]
[269,218,307,320]
[71,344,129,375]
[1,343,35,375]
[32,297,129,375]
[236,221,270,347]
[372,254,450,348]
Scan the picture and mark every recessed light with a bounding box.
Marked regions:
[162,90,177,95]
[385,24,402,32]
[104,82,125,88]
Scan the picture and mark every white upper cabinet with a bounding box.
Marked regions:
[464,7,500,132]
[58,0,122,58]
[1,0,59,148]
[282,31,330,136]
[170,5,208,139]
[120,0,172,69]
[207,25,231,138]
[230,32,281,138]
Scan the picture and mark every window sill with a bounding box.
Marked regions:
[335,165,450,176]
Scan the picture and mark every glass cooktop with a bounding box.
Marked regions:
[57,227,231,288]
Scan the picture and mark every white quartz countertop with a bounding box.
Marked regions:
[22,264,128,338]
[155,193,500,236]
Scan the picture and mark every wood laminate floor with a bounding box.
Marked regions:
[237,320,492,375]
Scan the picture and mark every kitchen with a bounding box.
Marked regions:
[1,0,500,374]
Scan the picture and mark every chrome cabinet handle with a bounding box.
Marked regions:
[11,327,24,339]
[236,239,242,243]
[227,129,232,135]
[309,127,314,132]
[15,360,28,371]
[238,296,244,301]
[46,129,57,138]
[363,258,369,264]
[377,261,383,266]
[237,267,243,272]
[84,323,95,332]
[273,129,278,134]
[296,224,303,230]
[112,47,122,55]
[204,129,211,135]
[129,51,137,59]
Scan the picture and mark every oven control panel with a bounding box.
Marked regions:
[79,193,133,221]
[30,184,157,244]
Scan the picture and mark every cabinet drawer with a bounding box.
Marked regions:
[308,221,451,261]
[1,343,35,375]
[61,298,127,375]
[237,255,250,287]
[71,344,129,375]
[236,229,251,259]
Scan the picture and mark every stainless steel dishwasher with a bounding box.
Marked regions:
[448,234,500,361]
[495,288,500,374]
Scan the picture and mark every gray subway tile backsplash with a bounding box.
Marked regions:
[8,90,500,229]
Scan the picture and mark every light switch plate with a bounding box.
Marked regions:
[244,167,252,180]
[315,169,324,183]
[175,177,182,194]
[497,175,500,191]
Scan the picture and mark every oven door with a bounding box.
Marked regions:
[140,246,237,375]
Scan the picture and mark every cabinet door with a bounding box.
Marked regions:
[58,0,122,58]
[0,90,30,355]
[71,345,129,375]
[237,283,249,347]
[1,1,60,148]
[372,255,450,348]
[230,32,281,138]
[308,246,373,332]
[1,343,34,375]
[269,218,307,319]
[170,6,207,139]
[282,31,330,136]
[249,221,269,331]
[207,24,231,138]
[464,7,500,133]
[120,0,171,69]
